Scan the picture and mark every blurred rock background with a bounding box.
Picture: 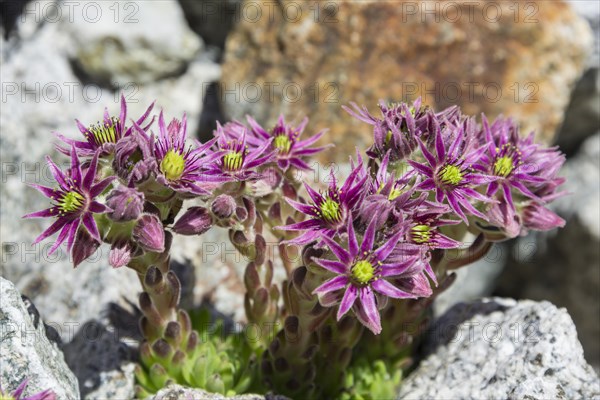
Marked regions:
[0,0,598,396]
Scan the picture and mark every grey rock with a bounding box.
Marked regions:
[0,277,79,399]
[399,298,600,400]
[1,16,220,342]
[83,363,136,400]
[63,0,202,85]
[150,384,288,400]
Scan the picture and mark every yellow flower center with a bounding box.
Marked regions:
[59,191,85,213]
[223,151,244,172]
[411,224,432,244]
[438,164,463,186]
[160,149,186,181]
[319,197,341,224]
[388,186,403,201]
[274,135,292,154]
[352,260,375,284]
[494,156,514,177]
[88,117,120,145]
[385,130,393,144]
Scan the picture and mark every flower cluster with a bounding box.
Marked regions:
[27,98,325,268]
[26,97,566,398]
[274,100,565,335]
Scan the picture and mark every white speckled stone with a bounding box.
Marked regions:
[399,298,600,399]
[0,277,79,399]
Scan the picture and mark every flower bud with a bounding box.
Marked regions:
[113,130,156,184]
[106,185,144,222]
[522,202,565,232]
[109,241,132,268]
[210,194,236,219]
[133,214,165,253]
[479,201,518,239]
[72,227,101,268]
[172,207,212,236]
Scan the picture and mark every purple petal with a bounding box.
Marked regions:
[82,212,101,241]
[512,180,540,200]
[65,219,80,252]
[83,150,100,189]
[289,157,311,171]
[275,219,321,232]
[282,230,320,245]
[435,129,445,161]
[372,279,415,299]
[32,217,68,245]
[45,156,68,190]
[313,275,349,295]
[70,146,82,184]
[417,139,437,168]
[354,287,382,334]
[119,94,128,124]
[433,233,461,249]
[337,285,358,320]
[89,201,109,214]
[487,181,499,197]
[48,220,76,255]
[286,198,317,216]
[13,379,28,398]
[303,182,324,205]
[502,182,514,210]
[295,128,325,148]
[448,127,465,158]
[416,178,436,191]
[374,231,403,262]
[23,207,58,219]
[136,101,155,127]
[360,218,377,254]
[347,215,359,257]
[455,191,487,220]
[407,160,434,177]
[314,258,348,274]
[320,234,352,265]
[89,177,115,198]
[380,259,413,277]
[29,184,62,200]
[446,191,468,224]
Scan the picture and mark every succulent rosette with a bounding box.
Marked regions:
[24,147,114,255]
[311,216,427,334]
[56,95,155,158]
[245,114,329,171]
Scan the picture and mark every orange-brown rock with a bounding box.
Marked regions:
[220,0,592,162]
